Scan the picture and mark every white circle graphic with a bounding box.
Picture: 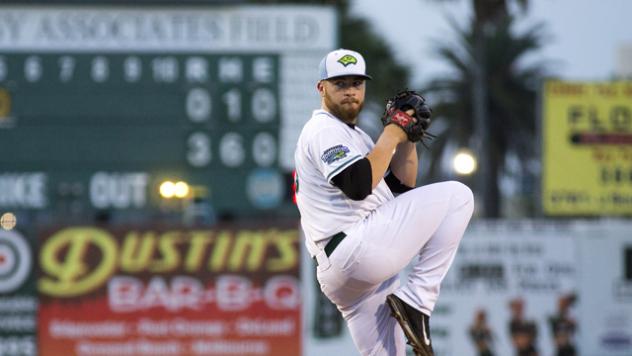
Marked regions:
[246,169,283,209]
[0,245,16,275]
[0,230,32,293]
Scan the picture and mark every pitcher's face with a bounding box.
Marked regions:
[319,76,366,124]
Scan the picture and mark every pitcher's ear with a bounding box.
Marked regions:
[317,81,325,95]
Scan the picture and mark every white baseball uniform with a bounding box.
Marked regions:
[294,109,474,355]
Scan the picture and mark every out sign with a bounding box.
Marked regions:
[89,172,149,209]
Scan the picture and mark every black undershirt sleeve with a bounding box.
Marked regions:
[384,169,415,194]
[331,159,415,200]
[330,158,372,201]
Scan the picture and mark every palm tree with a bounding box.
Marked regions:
[423,14,547,217]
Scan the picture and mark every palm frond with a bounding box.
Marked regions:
[420,14,548,192]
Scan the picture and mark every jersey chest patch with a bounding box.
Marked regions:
[321,144,350,165]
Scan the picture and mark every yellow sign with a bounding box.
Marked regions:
[542,80,632,215]
[38,227,299,297]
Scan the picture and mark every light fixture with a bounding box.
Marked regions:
[453,149,477,175]
[174,181,190,198]
[159,181,176,198]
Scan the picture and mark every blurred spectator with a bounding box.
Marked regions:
[183,196,217,227]
[549,293,577,356]
[509,298,539,356]
[469,308,495,356]
[94,210,111,225]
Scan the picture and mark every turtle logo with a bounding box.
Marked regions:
[337,55,358,67]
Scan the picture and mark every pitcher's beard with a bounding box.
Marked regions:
[325,97,363,124]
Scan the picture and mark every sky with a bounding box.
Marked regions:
[350,0,632,86]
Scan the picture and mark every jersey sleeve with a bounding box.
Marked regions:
[384,169,414,194]
[309,129,364,183]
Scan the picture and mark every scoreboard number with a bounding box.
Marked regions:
[186,88,212,123]
[58,56,76,82]
[187,132,212,168]
[0,57,7,81]
[24,56,42,83]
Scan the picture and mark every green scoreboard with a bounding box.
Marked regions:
[1,53,280,213]
[0,5,336,219]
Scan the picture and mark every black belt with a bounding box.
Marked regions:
[324,232,346,257]
[314,232,346,265]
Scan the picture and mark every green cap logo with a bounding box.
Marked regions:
[337,54,358,67]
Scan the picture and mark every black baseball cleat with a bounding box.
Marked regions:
[386,294,434,356]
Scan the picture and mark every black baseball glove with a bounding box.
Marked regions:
[381,90,433,144]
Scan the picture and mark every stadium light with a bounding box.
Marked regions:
[159,180,191,199]
[174,181,190,198]
[159,181,176,198]
[453,149,477,175]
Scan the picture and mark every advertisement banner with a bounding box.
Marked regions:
[37,225,301,356]
[298,220,632,356]
[542,80,632,216]
[0,229,37,356]
[432,222,578,356]
[577,221,632,355]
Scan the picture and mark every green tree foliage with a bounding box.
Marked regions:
[423,15,547,216]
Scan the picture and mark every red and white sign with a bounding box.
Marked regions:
[37,225,302,356]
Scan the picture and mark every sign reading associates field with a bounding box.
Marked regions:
[542,80,632,216]
[37,225,301,356]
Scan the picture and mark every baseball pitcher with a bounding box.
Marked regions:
[294,48,474,356]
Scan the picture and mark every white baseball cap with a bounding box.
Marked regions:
[318,48,372,81]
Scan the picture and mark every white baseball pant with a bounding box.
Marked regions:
[314,181,474,355]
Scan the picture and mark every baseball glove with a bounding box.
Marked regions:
[381,90,434,144]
